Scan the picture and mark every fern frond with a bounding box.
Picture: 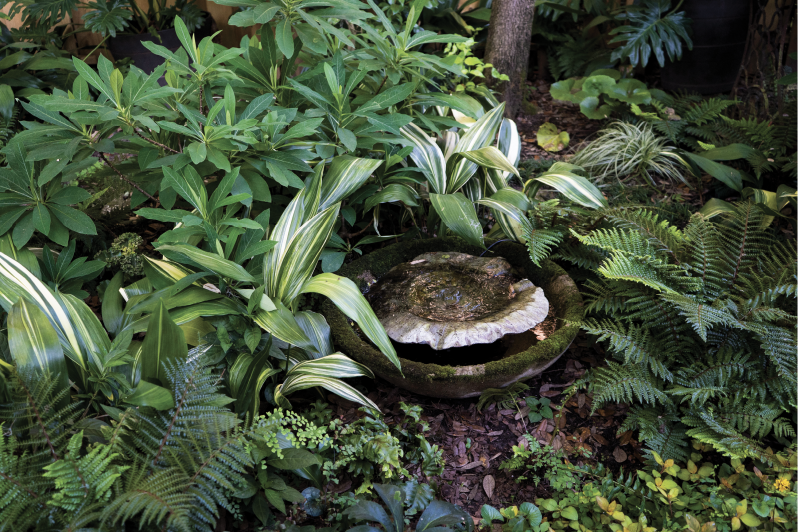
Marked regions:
[581,319,674,381]
[683,408,776,464]
[525,226,564,266]
[590,362,668,407]
[599,208,684,263]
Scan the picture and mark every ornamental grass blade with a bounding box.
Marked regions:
[400,122,447,194]
[429,192,484,248]
[8,298,69,408]
[319,155,383,211]
[300,273,400,372]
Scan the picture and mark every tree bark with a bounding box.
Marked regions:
[484,0,536,118]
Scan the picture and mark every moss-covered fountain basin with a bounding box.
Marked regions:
[322,237,583,399]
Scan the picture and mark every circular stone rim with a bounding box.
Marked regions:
[321,237,583,399]
[373,252,550,350]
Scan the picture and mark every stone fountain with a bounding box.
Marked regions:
[323,238,582,398]
[369,252,550,350]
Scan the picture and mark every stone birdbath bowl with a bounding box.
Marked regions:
[322,238,583,398]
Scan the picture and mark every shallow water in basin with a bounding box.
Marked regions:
[368,263,519,322]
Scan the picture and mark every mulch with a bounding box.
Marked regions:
[322,334,644,521]
[514,81,604,162]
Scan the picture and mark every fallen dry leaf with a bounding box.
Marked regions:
[483,475,495,498]
[613,447,628,463]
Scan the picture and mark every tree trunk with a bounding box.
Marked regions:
[484,0,535,118]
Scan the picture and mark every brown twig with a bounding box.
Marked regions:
[99,153,159,205]
[134,129,180,154]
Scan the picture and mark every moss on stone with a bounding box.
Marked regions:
[322,237,583,398]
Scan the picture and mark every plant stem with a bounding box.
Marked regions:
[84,35,110,62]
[375,74,389,94]
[134,129,180,154]
[199,84,204,115]
[99,152,159,204]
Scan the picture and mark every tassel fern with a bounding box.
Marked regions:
[571,203,797,463]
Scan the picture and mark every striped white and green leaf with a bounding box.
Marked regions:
[459,146,519,178]
[319,155,383,211]
[274,353,379,410]
[252,301,317,354]
[0,251,85,370]
[476,195,533,244]
[300,273,400,371]
[270,203,340,305]
[448,104,505,192]
[400,122,447,194]
[295,310,334,358]
[488,118,521,191]
[429,192,485,248]
[157,243,257,283]
[7,298,70,407]
[526,163,608,209]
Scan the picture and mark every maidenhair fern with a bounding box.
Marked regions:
[565,203,797,462]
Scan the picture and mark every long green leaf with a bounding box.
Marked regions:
[295,311,334,358]
[300,273,400,372]
[476,197,533,244]
[429,192,484,248]
[124,380,175,409]
[448,104,505,192]
[459,146,519,177]
[157,243,256,283]
[288,353,374,379]
[684,152,743,192]
[8,298,69,407]
[137,301,188,386]
[273,204,340,304]
[252,301,317,353]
